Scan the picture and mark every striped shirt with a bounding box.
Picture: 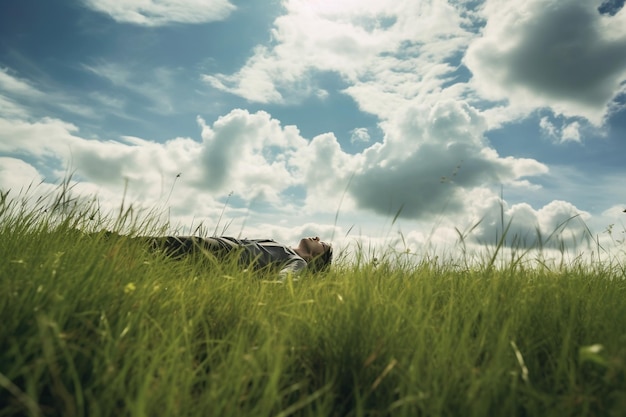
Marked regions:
[216,237,307,278]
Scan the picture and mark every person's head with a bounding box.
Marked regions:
[295,237,333,272]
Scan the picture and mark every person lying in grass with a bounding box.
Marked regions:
[147,235,333,279]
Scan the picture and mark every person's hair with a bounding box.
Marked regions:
[308,243,333,272]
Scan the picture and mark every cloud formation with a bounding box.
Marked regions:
[470,198,592,249]
[0,2,554,228]
[200,0,554,221]
[465,0,626,125]
[350,128,371,144]
[201,0,626,233]
[81,0,236,26]
[0,68,45,99]
[3,0,620,254]
[197,110,306,202]
[204,0,471,106]
[539,117,584,143]
[348,100,548,219]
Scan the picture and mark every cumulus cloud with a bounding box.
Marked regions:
[2,97,549,227]
[289,131,360,210]
[561,121,582,142]
[348,100,548,219]
[0,104,341,217]
[465,0,626,125]
[539,117,583,143]
[198,1,554,224]
[0,117,82,159]
[539,117,558,139]
[350,128,371,144]
[0,157,44,192]
[5,0,622,251]
[197,109,307,202]
[470,197,592,249]
[0,115,188,204]
[81,0,236,26]
[1,0,561,238]
[204,0,472,106]
[0,88,592,253]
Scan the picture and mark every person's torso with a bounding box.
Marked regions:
[217,237,305,271]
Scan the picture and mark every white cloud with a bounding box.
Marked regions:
[347,100,548,220]
[0,93,612,255]
[350,128,370,144]
[470,197,592,249]
[203,46,286,103]
[200,1,556,228]
[465,0,626,126]
[540,117,584,143]
[198,1,556,225]
[602,205,626,218]
[0,68,46,119]
[561,121,582,143]
[539,116,558,139]
[0,115,195,209]
[0,68,45,99]
[81,0,236,26]
[0,158,44,192]
[204,0,473,107]
[0,117,82,159]
[0,107,330,221]
[6,0,626,253]
[197,109,308,202]
[289,131,361,211]
[0,95,28,119]
[200,2,556,226]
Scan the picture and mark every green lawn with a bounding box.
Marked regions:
[1,189,625,417]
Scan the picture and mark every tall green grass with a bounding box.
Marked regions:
[1,185,625,417]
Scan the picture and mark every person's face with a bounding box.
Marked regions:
[298,236,329,259]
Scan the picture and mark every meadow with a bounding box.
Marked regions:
[1,185,625,417]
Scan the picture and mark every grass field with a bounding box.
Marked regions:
[1,186,625,417]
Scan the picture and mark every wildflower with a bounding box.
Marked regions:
[124,283,136,294]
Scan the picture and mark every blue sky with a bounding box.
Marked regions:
[1,0,625,259]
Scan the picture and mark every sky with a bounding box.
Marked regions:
[1,0,625,262]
